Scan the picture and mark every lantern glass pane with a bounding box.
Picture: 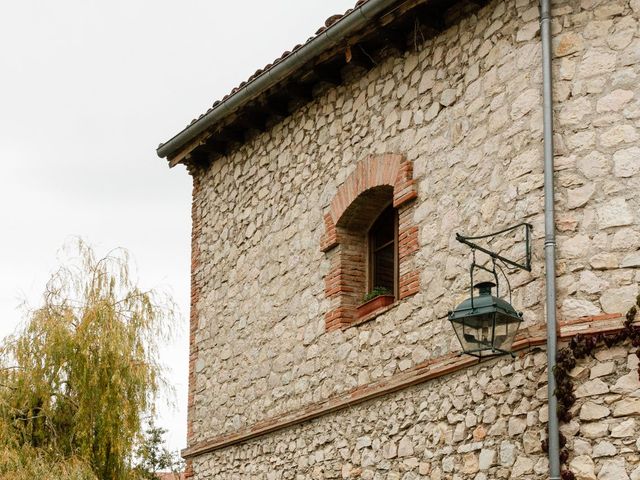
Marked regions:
[493,314,508,350]
[451,320,476,353]
[450,313,496,354]
[495,313,522,351]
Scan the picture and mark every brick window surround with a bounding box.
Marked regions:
[321,153,419,331]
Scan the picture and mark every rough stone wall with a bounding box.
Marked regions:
[191,345,640,479]
[552,0,640,318]
[187,0,640,470]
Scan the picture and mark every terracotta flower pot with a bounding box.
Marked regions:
[356,294,395,318]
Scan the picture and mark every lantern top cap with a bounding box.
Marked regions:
[474,281,496,295]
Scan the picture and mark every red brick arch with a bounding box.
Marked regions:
[321,153,420,331]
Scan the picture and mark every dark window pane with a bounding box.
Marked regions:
[371,205,395,250]
[369,204,396,295]
[373,244,394,291]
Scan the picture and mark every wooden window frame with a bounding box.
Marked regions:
[367,204,399,299]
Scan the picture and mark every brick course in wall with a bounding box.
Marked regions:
[190,336,640,478]
[184,172,203,479]
[182,313,632,459]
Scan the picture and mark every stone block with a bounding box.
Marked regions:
[590,362,615,379]
[581,421,608,439]
[612,229,640,251]
[601,285,639,314]
[569,455,596,480]
[611,418,635,438]
[508,416,527,436]
[511,456,533,477]
[478,449,495,470]
[613,147,640,178]
[597,198,634,229]
[600,125,638,148]
[594,347,628,362]
[567,183,595,209]
[554,32,585,57]
[356,436,372,449]
[598,458,630,480]
[558,97,592,125]
[499,442,516,467]
[561,234,591,258]
[577,151,610,179]
[397,437,414,457]
[579,401,611,420]
[576,379,610,398]
[612,372,640,394]
[461,452,479,475]
[593,440,617,458]
[573,438,592,456]
[577,50,616,78]
[613,398,640,417]
[522,430,541,454]
[590,253,619,270]
[440,89,457,107]
[621,253,640,268]
[511,89,539,119]
[561,298,600,318]
[596,89,634,112]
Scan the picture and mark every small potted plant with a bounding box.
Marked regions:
[357,287,395,318]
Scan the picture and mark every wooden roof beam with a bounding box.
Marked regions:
[313,63,343,86]
[216,127,246,144]
[287,83,315,102]
[264,95,291,118]
[414,4,446,33]
[199,139,230,157]
[346,44,377,70]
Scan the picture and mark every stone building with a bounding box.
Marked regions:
[156,0,640,478]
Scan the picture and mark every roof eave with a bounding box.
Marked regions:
[156,0,401,162]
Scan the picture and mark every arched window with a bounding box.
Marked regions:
[330,185,395,313]
[368,204,398,297]
[321,154,419,331]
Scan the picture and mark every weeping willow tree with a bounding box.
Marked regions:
[0,241,174,480]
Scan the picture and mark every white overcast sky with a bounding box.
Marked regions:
[0,0,355,452]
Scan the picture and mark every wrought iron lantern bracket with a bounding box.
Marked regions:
[455,222,532,272]
[449,223,533,359]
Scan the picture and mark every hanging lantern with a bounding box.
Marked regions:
[448,281,523,357]
[449,223,533,358]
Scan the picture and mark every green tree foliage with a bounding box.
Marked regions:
[0,241,174,480]
[133,423,184,479]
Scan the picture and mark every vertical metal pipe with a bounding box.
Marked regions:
[540,0,561,478]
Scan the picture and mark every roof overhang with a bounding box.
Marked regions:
[157,0,478,167]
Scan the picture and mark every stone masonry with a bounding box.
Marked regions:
[181,0,640,477]
[191,344,640,479]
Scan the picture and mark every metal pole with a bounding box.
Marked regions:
[540,0,561,478]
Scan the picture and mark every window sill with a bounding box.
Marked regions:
[356,294,395,318]
[349,301,399,328]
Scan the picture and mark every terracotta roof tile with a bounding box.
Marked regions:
[185,0,372,128]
